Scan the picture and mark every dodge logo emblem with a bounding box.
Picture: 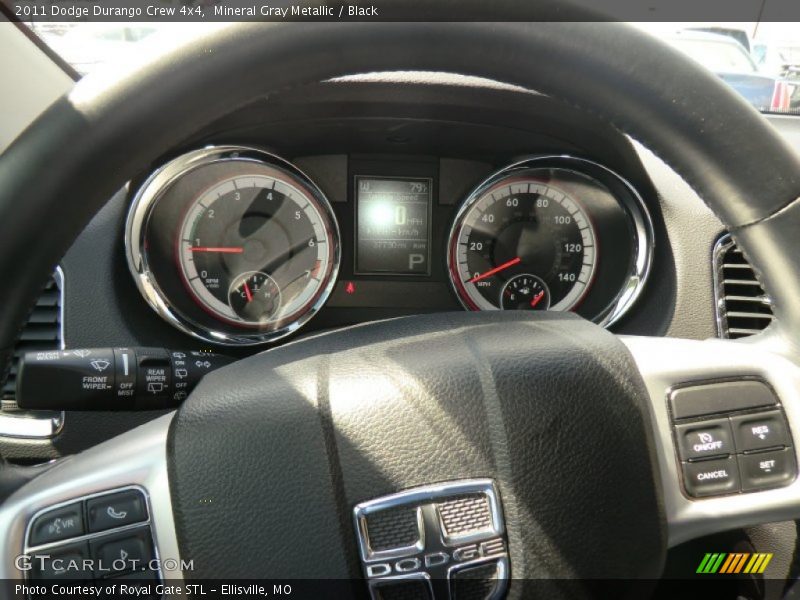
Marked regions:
[353,479,508,599]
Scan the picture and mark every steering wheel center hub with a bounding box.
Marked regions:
[167,311,665,587]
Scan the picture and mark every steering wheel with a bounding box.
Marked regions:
[3,7,800,597]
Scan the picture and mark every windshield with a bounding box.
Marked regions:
[668,36,758,74]
[20,20,800,115]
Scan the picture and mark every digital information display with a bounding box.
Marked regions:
[356,176,432,275]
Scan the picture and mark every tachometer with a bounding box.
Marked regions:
[126,146,340,345]
[448,157,654,326]
[178,173,331,327]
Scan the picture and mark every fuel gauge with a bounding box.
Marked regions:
[500,274,551,311]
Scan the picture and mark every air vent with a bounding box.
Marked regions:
[713,234,774,339]
[0,270,63,437]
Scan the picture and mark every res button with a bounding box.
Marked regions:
[731,411,790,452]
[676,419,734,461]
[683,456,740,497]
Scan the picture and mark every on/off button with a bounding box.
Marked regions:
[683,456,740,497]
[676,419,734,461]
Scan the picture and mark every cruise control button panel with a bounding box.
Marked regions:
[669,379,797,499]
[24,487,160,584]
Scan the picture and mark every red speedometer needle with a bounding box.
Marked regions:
[468,257,521,283]
[190,247,244,254]
[243,282,254,303]
[530,290,545,308]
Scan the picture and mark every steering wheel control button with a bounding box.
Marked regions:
[676,419,734,461]
[731,411,790,452]
[23,488,162,585]
[30,542,91,580]
[738,448,798,492]
[354,479,507,600]
[87,490,148,533]
[29,502,85,546]
[15,347,232,410]
[91,528,154,578]
[682,457,740,498]
[669,380,778,420]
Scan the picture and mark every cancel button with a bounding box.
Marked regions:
[683,456,740,497]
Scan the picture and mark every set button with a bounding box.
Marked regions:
[739,448,797,491]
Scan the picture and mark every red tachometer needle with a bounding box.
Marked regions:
[530,290,545,308]
[190,247,244,254]
[243,282,254,303]
[468,257,521,283]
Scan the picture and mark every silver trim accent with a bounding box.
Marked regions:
[354,479,507,600]
[621,335,800,547]
[125,145,342,346]
[0,414,181,584]
[446,155,654,328]
[0,266,65,439]
[712,233,773,339]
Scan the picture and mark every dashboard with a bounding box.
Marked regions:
[126,146,653,346]
[5,74,747,459]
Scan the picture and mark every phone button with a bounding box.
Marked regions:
[87,490,148,533]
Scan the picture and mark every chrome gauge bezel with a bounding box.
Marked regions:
[125,146,341,346]
[446,156,654,328]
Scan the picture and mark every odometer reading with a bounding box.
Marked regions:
[449,176,597,312]
[179,173,333,327]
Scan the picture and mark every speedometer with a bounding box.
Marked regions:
[448,157,654,326]
[450,178,597,312]
[126,146,340,346]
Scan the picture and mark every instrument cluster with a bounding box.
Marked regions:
[126,147,654,346]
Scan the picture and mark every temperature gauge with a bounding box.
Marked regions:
[227,271,282,322]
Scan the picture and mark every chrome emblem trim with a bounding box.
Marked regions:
[353,479,508,600]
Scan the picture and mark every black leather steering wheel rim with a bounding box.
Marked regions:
[2,11,800,380]
[3,5,800,592]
